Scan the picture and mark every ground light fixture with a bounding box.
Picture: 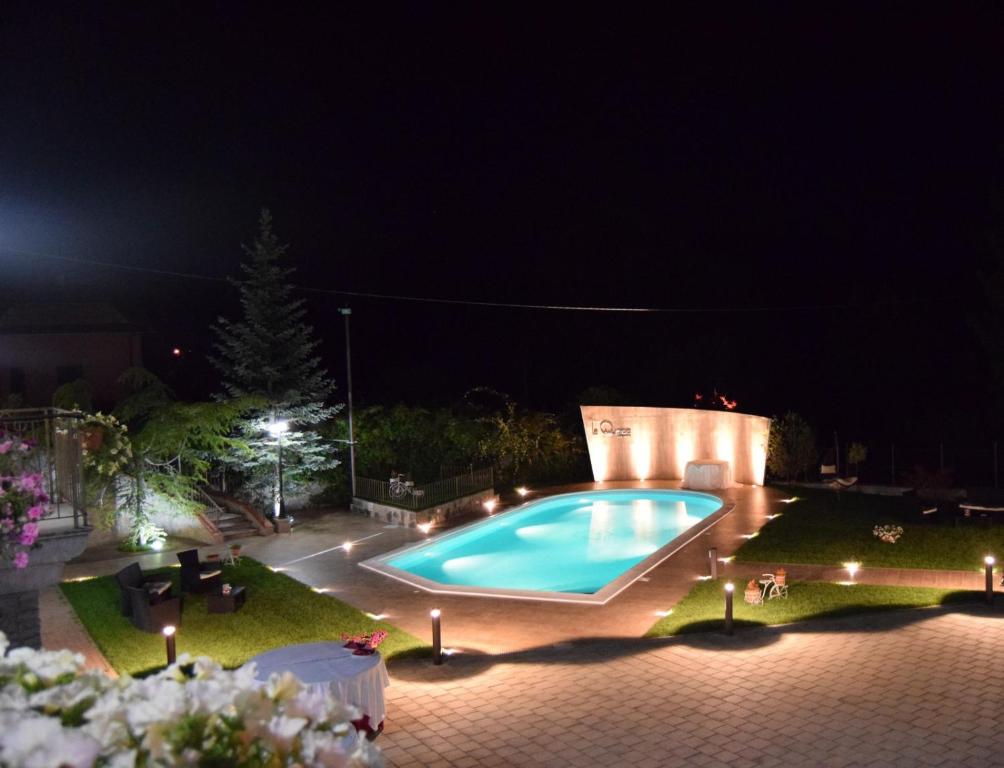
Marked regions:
[723,582,734,636]
[483,499,497,514]
[163,625,177,665]
[985,556,996,605]
[430,609,442,665]
[844,562,860,583]
[516,487,529,497]
[342,541,353,553]
[417,522,433,534]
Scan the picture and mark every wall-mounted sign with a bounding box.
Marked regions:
[593,419,631,438]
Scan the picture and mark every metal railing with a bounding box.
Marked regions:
[0,408,87,528]
[355,466,494,510]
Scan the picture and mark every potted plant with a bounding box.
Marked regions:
[744,579,762,605]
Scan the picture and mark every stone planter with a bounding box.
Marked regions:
[273,517,292,534]
[0,527,91,648]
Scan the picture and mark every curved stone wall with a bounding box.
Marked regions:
[580,406,771,486]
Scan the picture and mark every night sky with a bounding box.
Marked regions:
[2,4,1003,479]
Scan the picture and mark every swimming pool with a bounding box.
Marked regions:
[360,489,730,604]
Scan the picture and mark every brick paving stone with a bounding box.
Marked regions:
[380,608,1004,767]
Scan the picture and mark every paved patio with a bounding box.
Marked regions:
[378,606,1004,767]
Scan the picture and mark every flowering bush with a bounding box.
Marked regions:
[872,524,904,544]
[0,433,49,570]
[0,631,383,767]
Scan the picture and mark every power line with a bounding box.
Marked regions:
[1,247,927,314]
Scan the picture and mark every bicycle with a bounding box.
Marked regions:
[388,474,424,499]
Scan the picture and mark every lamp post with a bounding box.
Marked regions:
[267,420,290,520]
[339,308,357,500]
[163,625,176,665]
[430,609,442,665]
[723,582,734,635]
[985,556,995,605]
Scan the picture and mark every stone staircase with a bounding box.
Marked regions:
[215,510,261,542]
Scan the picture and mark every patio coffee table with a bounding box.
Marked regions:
[207,585,246,614]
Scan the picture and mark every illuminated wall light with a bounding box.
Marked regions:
[714,430,734,463]
[675,431,696,478]
[631,436,652,482]
[752,439,768,486]
[516,487,529,497]
[592,438,610,482]
[718,555,735,564]
[417,522,433,534]
[740,532,758,539]
[780,497,798,504]
[342,541,354,552]
[654,609,674,617]
[696,575,713,581]
[483,499,497,514]
[365,612,388,620]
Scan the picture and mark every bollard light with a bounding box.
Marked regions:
[723,582,734,635]
[985,556,996,605]
[163,625,177,665]
[708,547,718,580]
[430,609,442,665]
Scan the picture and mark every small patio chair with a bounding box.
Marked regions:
[114,563,173,617]
[126,585,181,633]
[177,549,223,593]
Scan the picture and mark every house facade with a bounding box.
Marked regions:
[0,303,142,409]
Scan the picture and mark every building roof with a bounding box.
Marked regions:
[0,303,136,334]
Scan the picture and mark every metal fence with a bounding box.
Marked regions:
[0,408,87,527]
[355,466,494,510]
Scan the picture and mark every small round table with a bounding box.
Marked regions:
[245,642,390,732]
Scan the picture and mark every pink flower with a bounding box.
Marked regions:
[17,473,44,495]
[19,522,38,547]
[13,551,28,569]
[0,440,12,455]
[27,505,44,521]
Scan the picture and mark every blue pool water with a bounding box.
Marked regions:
[385,490,722,595]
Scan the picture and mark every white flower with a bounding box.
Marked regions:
[0,711,101,768]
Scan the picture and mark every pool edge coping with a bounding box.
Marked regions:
[358,489,737,605]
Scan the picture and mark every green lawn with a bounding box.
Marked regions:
[646,578,978,637]
[61,557,427,676]
[735,487,1004,570]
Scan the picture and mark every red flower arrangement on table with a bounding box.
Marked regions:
[342,630,389,655]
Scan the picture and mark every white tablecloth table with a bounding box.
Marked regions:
[682,460,733,490]
[245,642,390,727]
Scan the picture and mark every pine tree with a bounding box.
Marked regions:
[211,210,340,512]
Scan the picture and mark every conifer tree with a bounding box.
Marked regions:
[211,210,340,512]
